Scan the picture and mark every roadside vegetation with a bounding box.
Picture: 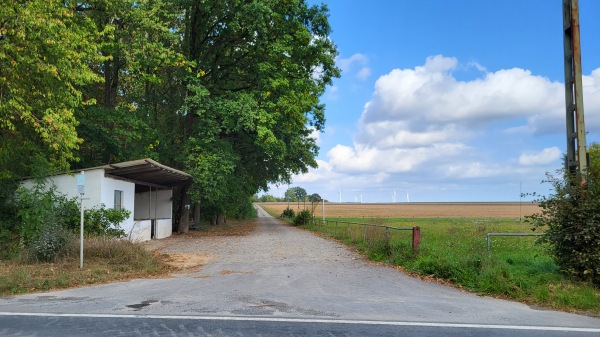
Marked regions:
[261,205,600,316]
[0,182,170,296]
[0,237,169,296]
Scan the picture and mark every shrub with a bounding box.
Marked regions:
[527,169,600,286]
[293,209,312,226]
[28,222,72,262]
[79,205,129,237]
[281,208,295,218]
[13,183,78,245]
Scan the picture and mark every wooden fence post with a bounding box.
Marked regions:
[412,226,421,253]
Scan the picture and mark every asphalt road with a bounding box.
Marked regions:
[1,314,599,337]
[0,205,598,336]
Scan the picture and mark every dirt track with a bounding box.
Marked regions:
[260,202,540,218]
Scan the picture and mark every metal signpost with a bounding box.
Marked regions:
[77,171,85,268]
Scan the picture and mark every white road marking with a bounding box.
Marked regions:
[0,312,599,333]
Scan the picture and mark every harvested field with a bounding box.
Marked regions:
[259,202,540,218]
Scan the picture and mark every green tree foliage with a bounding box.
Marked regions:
[587,142,600,172]
[308,193,322,202]
[285,186,308,202]
[74,0,190,168]
[0,1,102,179]
[79,205,129,237]
[259,194,278,202]
[527,146,600,285]
[12,183,78,246]
[182,0,339,222]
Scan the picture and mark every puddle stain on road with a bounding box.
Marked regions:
[126,299,159,311]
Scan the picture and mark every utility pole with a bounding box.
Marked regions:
[563,0,587,183]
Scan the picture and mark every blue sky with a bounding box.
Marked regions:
[269,0,600,203]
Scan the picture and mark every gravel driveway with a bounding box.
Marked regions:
[0,205,599,329]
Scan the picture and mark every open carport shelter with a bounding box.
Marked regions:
[22,159,192,242]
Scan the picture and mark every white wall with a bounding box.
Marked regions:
[129,220,151,242]
[22,169,104,206]
[156,219,172,239]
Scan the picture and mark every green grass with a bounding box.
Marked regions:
[303,217,600,316]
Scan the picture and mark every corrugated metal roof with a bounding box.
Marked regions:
[96,159,192,189]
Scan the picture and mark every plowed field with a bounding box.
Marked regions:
[260,202,540,218]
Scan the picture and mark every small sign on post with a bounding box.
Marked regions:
[77,171,85,268]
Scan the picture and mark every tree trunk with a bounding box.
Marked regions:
[193,203,201,228]
[210,212,217,226]
[178,190,191,233]
[217,213,226,225]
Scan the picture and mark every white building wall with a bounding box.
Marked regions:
[156,219,172,239]
[22,169,104,206]
[130,220,151,242]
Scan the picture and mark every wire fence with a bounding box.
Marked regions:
[312,218,421,253]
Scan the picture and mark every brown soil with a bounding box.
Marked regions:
[260,202,540,218]
[163,253,213,270]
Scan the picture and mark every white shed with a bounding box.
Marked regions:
[23,159,192,242]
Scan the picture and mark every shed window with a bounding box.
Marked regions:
[114,190,123,210]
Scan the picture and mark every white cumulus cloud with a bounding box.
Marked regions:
[518,147,562,166]
[358,54,566,147]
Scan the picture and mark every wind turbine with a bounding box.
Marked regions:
[393,189,397,203]
[396,189,410,202]
[339,188,342,203]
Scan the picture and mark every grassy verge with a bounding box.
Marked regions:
[0,236,171,296]
[273,211,600,316]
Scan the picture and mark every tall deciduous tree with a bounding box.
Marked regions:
[0,1,101,179]
[182,0,339,226]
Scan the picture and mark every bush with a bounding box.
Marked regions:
[28,222,72,262]
[527,169,600,285]
[281,208,295,218]
[0,181,130,261]
[13,183,78,245]
[293,209,312,226]
[77,205,129,237]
